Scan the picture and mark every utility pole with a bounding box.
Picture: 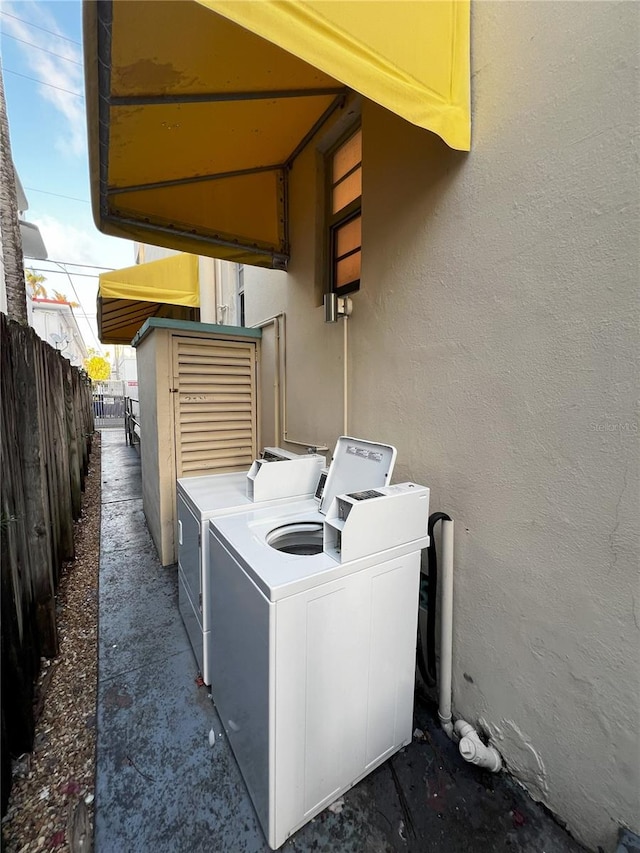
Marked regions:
[0,64,27,325]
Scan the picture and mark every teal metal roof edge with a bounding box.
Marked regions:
[132,317,262,348]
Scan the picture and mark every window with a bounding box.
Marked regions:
[327,128,361,295]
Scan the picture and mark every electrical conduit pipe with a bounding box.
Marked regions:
[437,518,502,772]
[251,313,329,451]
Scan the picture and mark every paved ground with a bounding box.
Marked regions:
[95,430,587,853]
[94,418,125,431]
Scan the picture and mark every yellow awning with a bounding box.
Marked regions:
[84,0,470,269]
[97,254,200,345]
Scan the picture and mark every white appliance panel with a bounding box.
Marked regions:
[178,570,204,674]
[210,517,424,850]
[205,442,429,849]
[323,483,430,563]
[273,574,370,831]
[178,472,248,517]
[246,454,324,501]
[272,554,420,846]
[302,586,357,814]
[365,560,421,767]
[319,436,397,514]
[177,496,201,611]
[210,502,428,602]
[209,531,272,835]
[177,464,323,686]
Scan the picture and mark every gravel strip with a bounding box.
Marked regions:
[2,432,101,852]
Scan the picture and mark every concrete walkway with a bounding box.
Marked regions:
[95,430,586,853]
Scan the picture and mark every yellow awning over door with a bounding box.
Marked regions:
[97,254,200,345]
[84,0,470,269]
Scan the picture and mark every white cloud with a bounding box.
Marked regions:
[3,2,87,156]
[32,213,136,270]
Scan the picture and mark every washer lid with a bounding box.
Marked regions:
[319,436,397,515]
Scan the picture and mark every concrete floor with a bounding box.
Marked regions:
[95,430,587,853]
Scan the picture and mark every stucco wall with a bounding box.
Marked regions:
[244,3,640,850]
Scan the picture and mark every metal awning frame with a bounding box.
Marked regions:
[93,1,348,268]
[108,89,346,197]
[87,0,470,269]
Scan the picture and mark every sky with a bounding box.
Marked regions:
[1,0,137,355]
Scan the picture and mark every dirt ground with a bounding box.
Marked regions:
[2,432,101,852]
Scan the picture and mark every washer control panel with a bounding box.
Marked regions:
[247,452,325,502]
[347,489,384,501]
[324,483,430,562]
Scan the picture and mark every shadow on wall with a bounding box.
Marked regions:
[364,107,469,249]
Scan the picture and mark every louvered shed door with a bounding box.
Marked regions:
[172,337,257,477]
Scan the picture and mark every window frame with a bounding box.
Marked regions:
[325,125,362,297]
[237,264,245,327]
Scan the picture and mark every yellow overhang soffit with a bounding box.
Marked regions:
[97,254,199,345]
[84,1,469,269]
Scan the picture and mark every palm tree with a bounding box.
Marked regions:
[0,64,27,324]
[26,270,48,299]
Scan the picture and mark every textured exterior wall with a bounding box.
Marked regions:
[354,2,640,848]
[244,3,639,850]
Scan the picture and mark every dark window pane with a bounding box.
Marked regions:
[336,250,361,288]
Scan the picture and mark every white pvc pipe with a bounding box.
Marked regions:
[455,720,502,772]
[274,317,281,446]
[343,315,348,435]
[251,314,282,446]
[436,518,502,772]
[252,312,329,452]
[438,519,455,741]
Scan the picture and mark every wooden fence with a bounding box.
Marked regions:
[0,313,94,813]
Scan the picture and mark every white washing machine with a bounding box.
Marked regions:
[177,448,325,685]
[208,438,430,849]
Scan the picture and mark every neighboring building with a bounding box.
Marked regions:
[136,244,244,328]
[96,250,244,348]
[0,165,47,317]
[85,4,639,851]
[29,297,90,368]
[110,344,138,386]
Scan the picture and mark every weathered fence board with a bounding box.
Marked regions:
[8,321,57,658]
[38,340,61,576]
[1,323,40,760]
[51,353,75,562]
[0,313,94,815]
[63,358,82,521]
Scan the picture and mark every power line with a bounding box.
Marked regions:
[3,68,84,98]
[27,267,101,279]
[24,186,89,204]
[0,11,82,46]
[53,262,103,352]
[40,259,116,271]
[2,32,83,66]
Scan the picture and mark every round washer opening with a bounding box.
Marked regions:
[266,522,324,555]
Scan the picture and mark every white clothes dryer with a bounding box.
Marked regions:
[177,448,324,684]
[208,438,430,849]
